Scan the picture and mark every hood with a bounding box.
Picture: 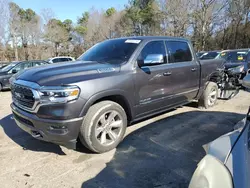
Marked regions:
[204,118,247,164]
[16,60,121,86]
[0,71,7,76]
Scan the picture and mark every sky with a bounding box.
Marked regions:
[11,0,129,23]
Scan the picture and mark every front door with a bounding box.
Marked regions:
[134,40,174,117]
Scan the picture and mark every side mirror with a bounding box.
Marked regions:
[243,74,250,89]
[12,69,18,74]
[144,54,164,66]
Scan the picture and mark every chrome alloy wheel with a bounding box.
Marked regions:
[95,110,123,146]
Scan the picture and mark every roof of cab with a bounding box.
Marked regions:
[109,36,190,42]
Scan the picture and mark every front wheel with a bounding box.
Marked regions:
[79,101,127,153]
[198,82,218,109]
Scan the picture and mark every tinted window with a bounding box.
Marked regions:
[52,58,60,63]
[33,61,46,66]
[219,51,248,62]
[60,58,69,62]
[166,41,192,63]
[79,39,140,64]
[13,63,32,72]
[52,58,68,63]
[138,41,166,61]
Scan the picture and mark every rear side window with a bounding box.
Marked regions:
[138,41,166,61]
[52,58,68,63]
[61,58,69,62]
[33,61,46,66]
[166,41,192,63]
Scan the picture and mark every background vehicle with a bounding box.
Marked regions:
[216,64,244,100]
[196,51,206,58]
[0,62,8,69]
[189,74,250,188]
[0,60,48,91]
[47,56,75,63]
[199,51,221,60]
[216,49,250,79]
[11,37,225,153]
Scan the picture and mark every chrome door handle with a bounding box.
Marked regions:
[191,68,197,72]
[163,72,172,76]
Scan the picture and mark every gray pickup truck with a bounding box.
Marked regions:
[11,37,223,153]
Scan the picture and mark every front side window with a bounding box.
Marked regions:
[13,63,31,72]
[78,39,140,64]
[138,41,166,61]
[166,41,193,63]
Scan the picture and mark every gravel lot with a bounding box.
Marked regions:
[0,90,250,188]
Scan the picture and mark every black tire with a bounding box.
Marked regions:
[0,83,2,91]
[198,82,218,109]
[79,101,127,153]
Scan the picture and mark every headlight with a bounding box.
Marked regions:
[189,155,233,188]
[38,86,80,104]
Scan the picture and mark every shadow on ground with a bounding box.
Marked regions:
[0,114,66,155]
[82,110,245,188]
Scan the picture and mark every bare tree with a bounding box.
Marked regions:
[160,0,193,36]
[0,0,9,60]
[40,8,56,25]
[9,2,20,60]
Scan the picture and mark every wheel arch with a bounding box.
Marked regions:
[80,90,134,122]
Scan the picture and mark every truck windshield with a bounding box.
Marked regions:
[78,39,141,64]
[1,62,18,72]
[217,51,248,62]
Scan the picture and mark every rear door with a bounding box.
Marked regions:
[165,40,200,100]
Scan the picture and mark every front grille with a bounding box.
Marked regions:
[12,84,35,109]
[13,112,34,127]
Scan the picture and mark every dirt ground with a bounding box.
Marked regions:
[0,90,250,188]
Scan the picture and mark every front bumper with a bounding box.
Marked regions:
[11,103,83,149]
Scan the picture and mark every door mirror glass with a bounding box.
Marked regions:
[243,74,250,89]
[12,69,18,74]
[144,54,164,65]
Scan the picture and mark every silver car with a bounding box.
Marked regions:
[189,75,250,188]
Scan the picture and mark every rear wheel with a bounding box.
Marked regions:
[198,82,218,109]
[79,101,127,153]
[0,83,2,91]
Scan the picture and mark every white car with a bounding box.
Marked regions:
[47,56,75,64]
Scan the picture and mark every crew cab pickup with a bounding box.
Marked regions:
[11,37,223,153]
